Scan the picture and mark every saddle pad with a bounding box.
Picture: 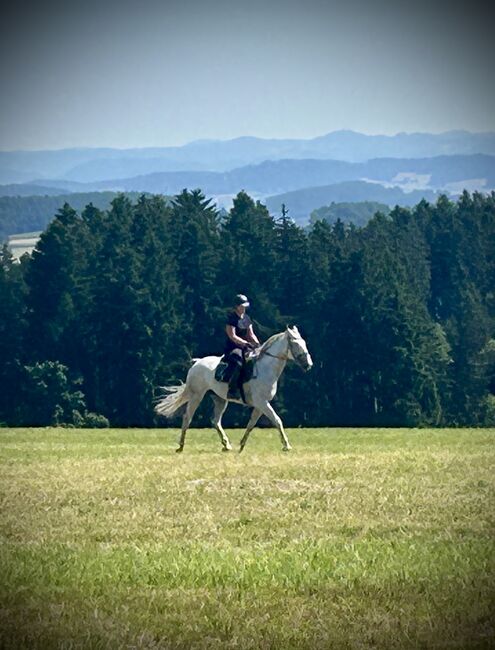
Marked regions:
[240,358,255,383]
[214,357,257,384]
[214,361,229,382]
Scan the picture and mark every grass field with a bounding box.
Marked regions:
[0,427,494,649]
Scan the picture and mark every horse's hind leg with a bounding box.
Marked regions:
[260,401,292,451]
[239,408,262,453]
[177,393,204,453]
[211,393,232,451]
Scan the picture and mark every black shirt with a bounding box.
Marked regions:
[224,310,252,353]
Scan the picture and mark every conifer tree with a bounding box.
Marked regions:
[0,246,28,423]
[170,189,222,357]
[24,203,87,369]
[220,191,280,336]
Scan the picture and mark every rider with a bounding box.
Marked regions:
[223,294,260,399]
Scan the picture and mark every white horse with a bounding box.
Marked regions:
[155,325,313,452]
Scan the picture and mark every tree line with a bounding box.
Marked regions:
[1,189,494,428]
[0,191,152,242]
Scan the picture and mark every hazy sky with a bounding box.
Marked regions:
[1,0,494,150]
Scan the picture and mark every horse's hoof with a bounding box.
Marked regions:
[176,447,183,453]
[282,445,292,452]
[239,445,245,454]
[222,446,231,452]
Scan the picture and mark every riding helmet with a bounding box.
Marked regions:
[234,294,250,307]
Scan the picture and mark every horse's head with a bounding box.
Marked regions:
[286,326,313,372]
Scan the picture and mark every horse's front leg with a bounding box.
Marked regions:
[260,401,292,451]
[239,408,262,453]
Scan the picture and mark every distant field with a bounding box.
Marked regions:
[0,427,494,649]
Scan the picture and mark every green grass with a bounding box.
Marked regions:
[0,427,494,649]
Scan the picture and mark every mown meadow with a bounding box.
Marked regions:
[0,427,494,649]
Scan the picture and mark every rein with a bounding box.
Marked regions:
[256,332,308,369]
[257,333,289,362]
[259,334,304,364]
[262,350,289,361]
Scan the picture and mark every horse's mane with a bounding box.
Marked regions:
[259,331,286,353]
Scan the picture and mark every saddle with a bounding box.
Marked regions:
[214,348,259,384]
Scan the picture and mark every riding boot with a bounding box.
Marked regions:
[224,361,242,399]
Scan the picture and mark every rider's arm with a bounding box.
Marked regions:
[247,324,260,346]
[226,325,248,347]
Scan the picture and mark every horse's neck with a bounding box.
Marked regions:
[267,334,288,358]
[259,333,288,381]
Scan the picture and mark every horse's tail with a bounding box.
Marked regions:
[154,382,190,418]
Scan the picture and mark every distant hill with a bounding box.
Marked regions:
[0,191,158,243]
[1,130,495,183]
[7,154,494,201]
[2,152,493,234]
[0,184,70,197]
[309,202,391,227]
[265,181,440,222]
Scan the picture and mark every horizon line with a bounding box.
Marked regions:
[1,128,494,155]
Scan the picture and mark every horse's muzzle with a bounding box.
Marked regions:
[301,356,313,372]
